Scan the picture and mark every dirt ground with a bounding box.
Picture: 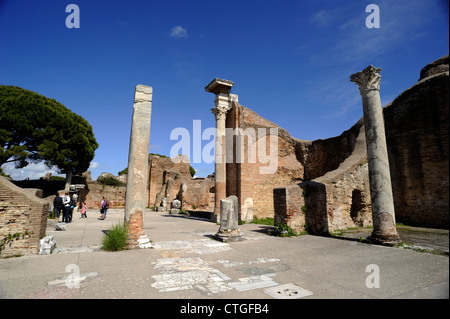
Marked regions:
[331,225,449,255]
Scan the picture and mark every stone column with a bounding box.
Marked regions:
[124,84,153,249]
[350,65,399,244]
[205,78,234,222]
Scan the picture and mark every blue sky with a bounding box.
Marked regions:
[0,0,448,180]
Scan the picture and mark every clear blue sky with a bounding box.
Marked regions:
[1,0,448,180]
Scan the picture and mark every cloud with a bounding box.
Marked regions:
[0,162,62,181]
[89,161,99,169]
[169,26,188,39]
[310,10,334,27]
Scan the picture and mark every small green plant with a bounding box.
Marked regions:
[251,217,275,226]
[274,222,299,237]
[192,204,197,210]
[0,231,30,253]
[102,223,129,251]
[301,205,308,213]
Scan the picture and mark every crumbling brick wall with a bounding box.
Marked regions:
[0,176,49,257]
[273,56,449,232]
[226,101,308,219]
[384,56,449,228]
[274,121,372,234]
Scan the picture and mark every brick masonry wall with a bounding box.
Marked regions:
[384,70,449,228]
[226,102,307,219]
[0,176,49,257]
[273,57,449,231]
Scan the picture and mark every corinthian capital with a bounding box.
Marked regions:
[211,105,229,120]
[350,65,381,94]
[211,92,231,120]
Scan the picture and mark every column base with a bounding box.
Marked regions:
[126,210,151,249]
[213,230,245,243]
[367,231,400,247]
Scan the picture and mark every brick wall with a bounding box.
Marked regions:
[384,66,449,228]
[273,56,449,232]
[0,176,49,257]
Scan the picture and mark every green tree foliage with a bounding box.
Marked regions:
[0,85,98,177]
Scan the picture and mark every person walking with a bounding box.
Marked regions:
[99,197,105,220]
[62,192,71,223]
[53,193,63,221]
[103,197,109,219]
[80,201,87,219]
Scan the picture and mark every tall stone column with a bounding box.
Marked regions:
[124,84,153,249]
[350,65,399,244]
[205,78,234,222]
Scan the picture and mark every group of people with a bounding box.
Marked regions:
[52,193,109,222]
[53,192,87,222]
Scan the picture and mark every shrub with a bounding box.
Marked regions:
[97,176,125,187]
[102,223,129,251]
[274,222,299,237]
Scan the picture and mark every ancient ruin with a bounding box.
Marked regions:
[124,84,153,249]
[350,65,399,244]
[205,78,236,222]
[1,56,448,257]
[213,195,244,243]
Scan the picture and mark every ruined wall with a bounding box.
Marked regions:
[273,55,449,232]
[226,99,367,221]
[82,181,126,209]
[147,154,191,208]
[226,101,308,219]
[274,122,372,234]
[0,176,49,257]
[384,56,449,228]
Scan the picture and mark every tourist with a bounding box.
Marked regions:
[53,193,63,221]
[80,201,87,219]
[99,197,105,220]
[103,197,109,219]
[62,192,71,223]
[68,194,76,222]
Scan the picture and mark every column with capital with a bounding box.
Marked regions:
[205,78,234,222]
[350,65,399,244]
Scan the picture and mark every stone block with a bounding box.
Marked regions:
[55,223,66,231]
[39,236,56,255]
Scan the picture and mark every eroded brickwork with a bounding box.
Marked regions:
[0,176,49,257]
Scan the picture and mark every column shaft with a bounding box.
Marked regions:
[351,66,399,244]
[125,85,152,246]
[214,115,227,220]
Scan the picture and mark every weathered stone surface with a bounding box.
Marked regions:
[55,223,66,231]
[419,54,449,81]
[210,86,233,221]
[124,85,152,247]
[39,236,56,255]
[241,197,254,223]
[171,199,181,209]
[214,195,243,242]
[0,176,49,257]
[351,65,399,243]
